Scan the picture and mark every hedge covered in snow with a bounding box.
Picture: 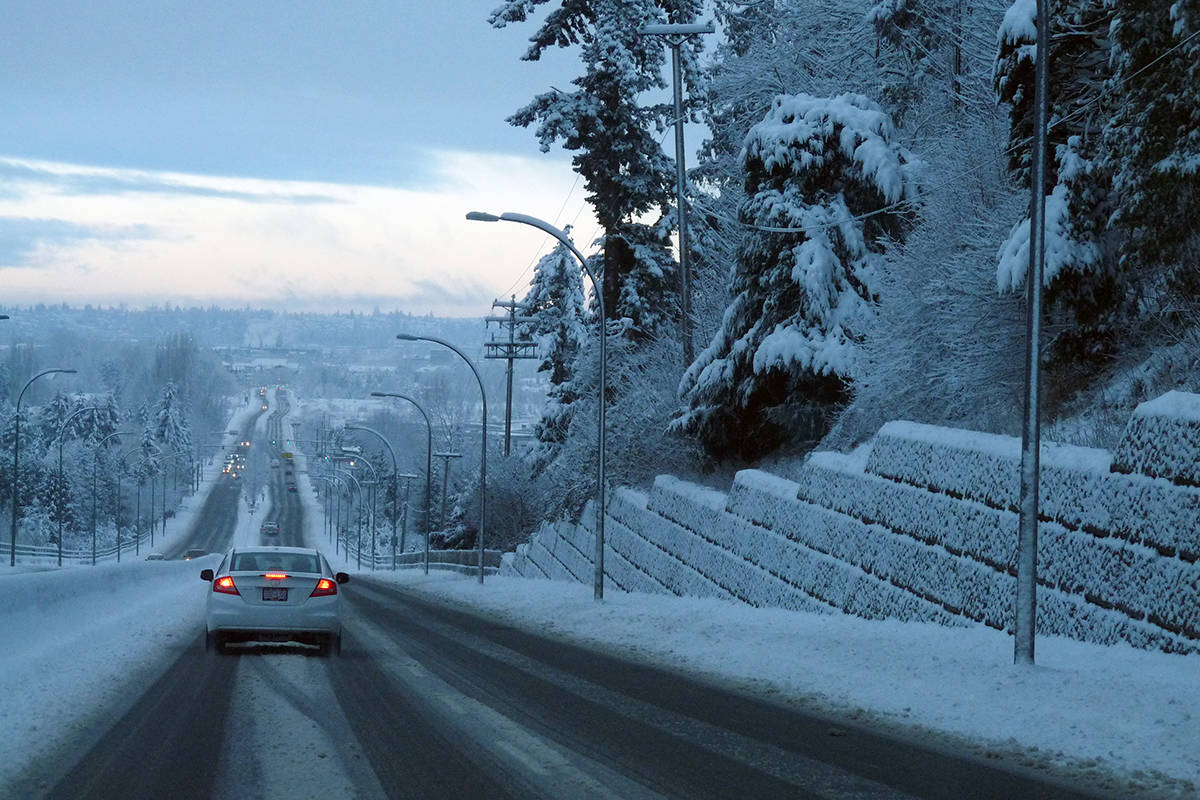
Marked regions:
[865,421,1200,561]
[1113,391,1200,486]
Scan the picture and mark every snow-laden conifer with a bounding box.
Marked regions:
[519,238,587,473]
[489,0,703,339]
[677,93,920,459]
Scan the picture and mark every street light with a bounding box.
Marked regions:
[394,473,418,569]
[397,332,488,584]
[336,452,379,570]
[94,430,133,566]
[466,211,608,600]
[370,391,435,574]
[331,466,364,569]
[55,405,101,566]
[115,444,142,561]
[346,424,399,573]
[10,368,77,567]
[637,20,714,368]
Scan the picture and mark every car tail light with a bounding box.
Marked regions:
[213,576,239,595]
[264,572,288,580]
[310,578,337,597]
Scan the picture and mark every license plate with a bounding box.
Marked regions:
[262,587,288,601]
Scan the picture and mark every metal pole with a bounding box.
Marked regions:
[397,334,488,583]
[1015,0,1051,667]
[10,368,76,567]
[370,393,434,575]
[670,40,693,366]
[505,295,515,455]
[346,425,398,573]
[55,406,100,566]
[468,213,607,600]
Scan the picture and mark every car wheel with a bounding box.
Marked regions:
[331,634,341,656]
[210,631,229,655]
[204,630,212,652]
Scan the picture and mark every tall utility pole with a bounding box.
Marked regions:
[484,295,538,456]
[637,21,714,369]
[433,451,462,532]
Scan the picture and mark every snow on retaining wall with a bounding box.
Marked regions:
[867,420,1200,561]
[796,454,1198,652]
[800,453,1200,642]
[727,471,970,627]
[1113,391,1200,486]
[504,392,1200,654]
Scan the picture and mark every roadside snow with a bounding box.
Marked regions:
[0,557,217,789]
[365,570,1200,799]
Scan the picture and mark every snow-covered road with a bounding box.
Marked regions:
[2,388,1196,798]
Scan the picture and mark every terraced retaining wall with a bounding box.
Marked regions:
[500,392,1200,654]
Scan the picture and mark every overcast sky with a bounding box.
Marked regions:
[0,0,610,316]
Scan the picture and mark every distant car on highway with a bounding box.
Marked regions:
[287,484,298,493]
[182,549,209,560]
[145,553,165,561]
[201,546,348,655]
[260,521,279,536]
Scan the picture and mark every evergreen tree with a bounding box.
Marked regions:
[676,93,920,459]
[520,238,587,472]
[153,382,193,453]
[489,0,704,340]
[1103,0,1200,298]
[993,0,1124,363]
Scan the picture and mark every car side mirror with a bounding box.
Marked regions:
[335,572,349,584]
[200,569,214,582]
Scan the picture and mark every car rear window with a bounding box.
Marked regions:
[231,552,321,574]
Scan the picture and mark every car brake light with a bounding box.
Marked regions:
[214,576,239,595]
[264,572,288,580]
[310,578,337,597]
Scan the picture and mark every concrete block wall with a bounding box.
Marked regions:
[502,392,1200,654]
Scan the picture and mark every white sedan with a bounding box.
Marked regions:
[201,546,348,656]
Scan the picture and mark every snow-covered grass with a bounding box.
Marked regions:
[0,555,220,789]
[364,568,1200,799]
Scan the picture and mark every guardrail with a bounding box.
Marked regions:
[5,529,165,566]
[337,541,501,574]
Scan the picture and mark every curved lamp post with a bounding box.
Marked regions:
[346,423,399,572]
[370,391,434,574]
[55,405,101,566]
[93,429,135,566]
[331,466,364,569]
[396,333,487,584]
[336,453,378,570]
[10,368,77,567]
[467,211,608,600]
[115,444,142,561]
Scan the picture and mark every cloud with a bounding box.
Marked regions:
[0,152,598,316]
[0,158,341,204]
[0,216,157,268]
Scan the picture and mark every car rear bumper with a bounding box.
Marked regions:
[206,599,341,636]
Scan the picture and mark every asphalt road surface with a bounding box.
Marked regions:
[28,392,1112,800]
